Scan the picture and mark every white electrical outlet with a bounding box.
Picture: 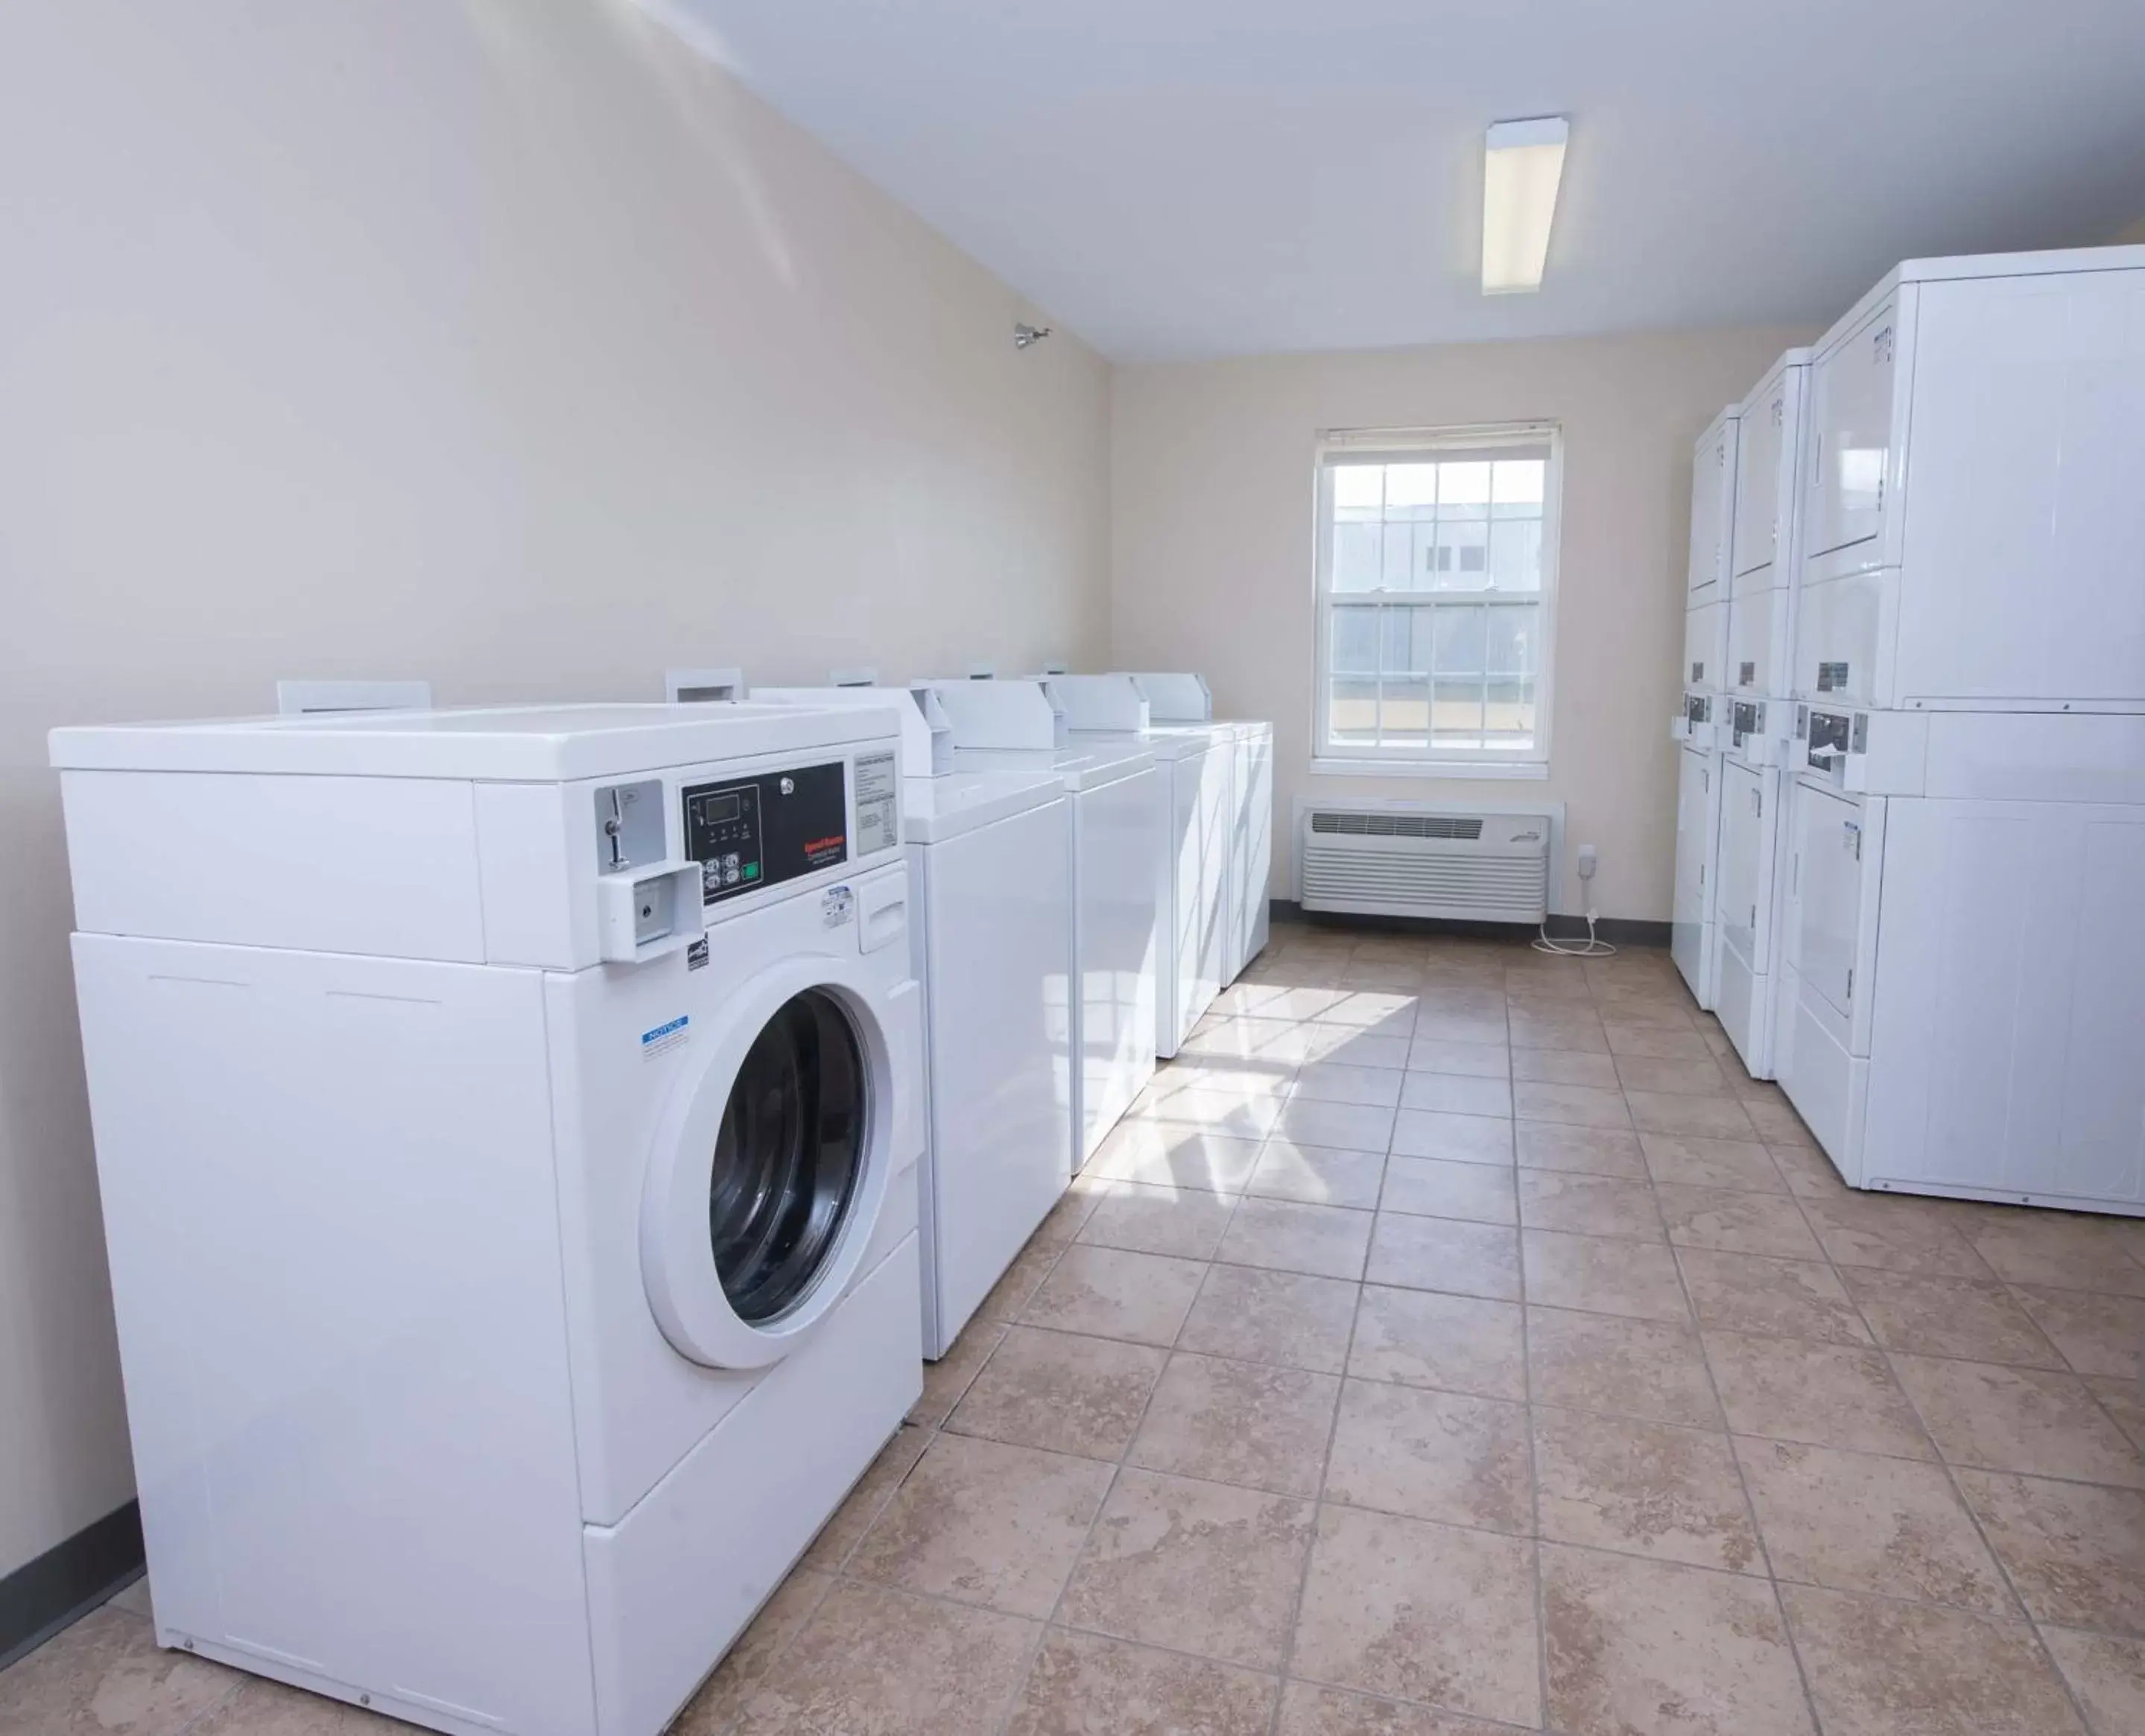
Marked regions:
[1577,844,1598,880]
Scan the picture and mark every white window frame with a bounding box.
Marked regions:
[1311,422,1563,780]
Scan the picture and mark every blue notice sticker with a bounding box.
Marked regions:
[640,1015,690,1060]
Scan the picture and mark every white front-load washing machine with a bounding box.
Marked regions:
[53,703,926,1736]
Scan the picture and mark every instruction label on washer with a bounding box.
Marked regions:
[640,1015,690,1061]
[854,751,899,855]
[821,885,855,930]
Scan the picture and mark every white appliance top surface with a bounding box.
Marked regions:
[1068,726,1210,761]
[1144,722,1238,749]
[904,767,1065,841]
[1739,346,1814,416]
[1895,244,2145,285]
[1822,244,2145,359]
[953,741,1156,791]
[48,703,898,782]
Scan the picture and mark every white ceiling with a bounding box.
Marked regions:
[661,0,2145,361]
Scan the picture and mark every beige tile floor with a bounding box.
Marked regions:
[8,922,2145,1735]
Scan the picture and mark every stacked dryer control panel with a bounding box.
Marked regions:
[1760,247,2145,1214]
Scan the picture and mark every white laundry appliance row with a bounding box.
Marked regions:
[750,669,1272,1350]
[1669,402,1739,1007]
[1048,672,1274,1056]
[750,683,1080,1361]
[1676,244,2145,1216]
[1710,346,1814,1074]
[919,678,1162,1165]
[50,664,1276,1736]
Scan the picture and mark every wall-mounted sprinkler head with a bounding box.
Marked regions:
[1013,323,1052,350]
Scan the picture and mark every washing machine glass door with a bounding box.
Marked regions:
[709,989,866,1325]
[641,951,907,1372]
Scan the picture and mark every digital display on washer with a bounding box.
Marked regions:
[682,760,849,904]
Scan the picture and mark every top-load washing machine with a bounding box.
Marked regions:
[53,703,926,1736]
[752,685,1075,1355]
[919,677,1162,1166]
[1050,674,1230,1057]
[1124,672,1275,982]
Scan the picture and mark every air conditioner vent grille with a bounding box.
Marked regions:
[1311,811,1482,840]
[1299,806,1549,925]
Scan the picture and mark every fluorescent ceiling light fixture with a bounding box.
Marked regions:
[1481,117,1568,294]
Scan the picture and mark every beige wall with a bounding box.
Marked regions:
[2111,215,2145,244]
[1110,326,1813,922]
[0,0,1109,1579]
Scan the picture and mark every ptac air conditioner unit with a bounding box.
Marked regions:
[1299,808,1550,923]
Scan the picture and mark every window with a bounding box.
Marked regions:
[1314,425,1561,774]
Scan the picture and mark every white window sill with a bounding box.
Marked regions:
[1311,755,1550,782]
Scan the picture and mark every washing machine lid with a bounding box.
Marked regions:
[951,742,1156,791]
[48,703,898,783]
[902,767,1065,842]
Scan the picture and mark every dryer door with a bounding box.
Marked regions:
[641,951,908,1371]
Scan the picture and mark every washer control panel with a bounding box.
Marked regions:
[1807,709,1852,770]
[682,760,849,905]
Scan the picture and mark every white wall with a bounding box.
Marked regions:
[1110,327,1811,922]
[0,0,1109,1580]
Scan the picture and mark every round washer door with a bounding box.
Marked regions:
[641,954,899,1369]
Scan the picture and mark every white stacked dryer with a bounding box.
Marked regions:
[1049,674,1229,1057]
[1712,349,1813,1077]
[1670,406,1740,1008]
[53,704,927,1736]
[1773,247,2145,1214]
[919,678,1162,1168]
[752,685,1075,1354]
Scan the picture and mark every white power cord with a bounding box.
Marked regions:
[1532,844,1618,956]
[1533,916,1617,957]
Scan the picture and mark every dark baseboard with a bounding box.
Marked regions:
[1270,899,1670,950]
[0,1501,144,1671]
[1539,912,1673,948]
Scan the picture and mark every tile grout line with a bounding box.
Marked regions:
[154,1662,250,1736]
[983,1172,1248,1736]
[1988,1267,2145,1450]
[726,1198,1097,1732]
[1665,1155,1832,1736]
[1776,1181,2108,1735]
[706,1562,840,1736]
[1515,1189,1553,1735]
[995,1150,1261,1734]
[739,937,2129,1736]
[1260,1249,1365,1736]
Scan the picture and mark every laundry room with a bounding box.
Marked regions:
[2,5,2142,1736]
